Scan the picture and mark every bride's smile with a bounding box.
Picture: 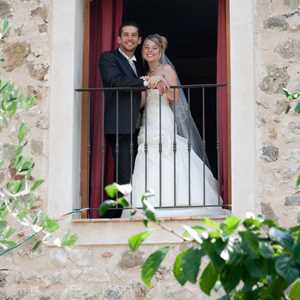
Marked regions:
[143,40,161,63]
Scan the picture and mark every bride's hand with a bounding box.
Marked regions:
[148,75,161,88]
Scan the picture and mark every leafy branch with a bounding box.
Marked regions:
[127,198,300,299]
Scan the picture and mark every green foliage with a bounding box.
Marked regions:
[62,231,78,248]
[0,63,77,255]
[141,246,169,288]
[0,80,36,129]
[283,88,300,190]
[0,17,9,40]
[98,183,130,217]
[290,279,300,300]
[128,230,152,251]
[129,202,300,299]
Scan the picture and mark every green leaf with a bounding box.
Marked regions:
[62,232,78,248]
[2,227,15,239]
[17,159,34,174]
[243,216,264,229]
[2,18,9,36]
[296,174,300,188]
[30,179,44,192]
[220,264,241,293]
[275,255,299,284]
[201,218,220,229]
[173,247,202,286]
[117,197,129,208]
[259,241,275,258]
[293,243,300,263]
[290,278,300,300]
[104,183,118,198]
[0,160,4,169]
[142,246,169,288]
[295,102,300,114]
[0,239,17,249]
[42,217,60,233]
[17,123,27,144]
[143,218,149,227]
[240,231,259,258]
[6,180,25,194]
[221,215,240,235]
[128,230,152,251]
[202,240,226,273]
[0,220,7,231]
[142,199,157,222]
[199,262,218,295]
[269,228,294,251]
[245,258,267,278]
[282,88,290,98]
[98,200,117,217]
[182,225,202,243]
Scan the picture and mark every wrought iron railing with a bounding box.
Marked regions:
[76,84,227,216]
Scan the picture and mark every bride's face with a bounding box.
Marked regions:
[142,39,161,64]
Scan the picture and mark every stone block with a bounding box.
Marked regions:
[264,16,288,31]
[119,250,144,269]
[0,1,11,18]
[288,121,300,135]
[259,65,290,94]
[261,202,278,220]
[2,42,31,72]
[30,139,43,155]
[27,62,49,81]
[261,145,279,162]
[284,0,300,9]
[31,6,48,21]
[275,39,300,59]
[285,195,300,205]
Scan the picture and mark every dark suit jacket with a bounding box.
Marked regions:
[99,49,145,134]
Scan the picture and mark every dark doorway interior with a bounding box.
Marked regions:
[123,0,219,176]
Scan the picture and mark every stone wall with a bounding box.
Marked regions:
[255,0,300,226]
[1,245,221,300]
[0,0,49,209]
[0,0,300,299]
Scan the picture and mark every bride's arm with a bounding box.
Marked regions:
[161,65,180,102]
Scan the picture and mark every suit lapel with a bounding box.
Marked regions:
[114,49,139,78]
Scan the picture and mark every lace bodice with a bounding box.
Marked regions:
[138,89,175,146]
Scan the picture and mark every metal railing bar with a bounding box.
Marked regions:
[75,83,227,92]
[202,87,206,207]
[173,87,177,207]
[130,89,133,207]
[187,88,192,206]
[115,90,119,190]
[159,93,162,208]
[101,91,105,210]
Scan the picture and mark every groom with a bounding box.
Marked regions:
[99,22,166,196]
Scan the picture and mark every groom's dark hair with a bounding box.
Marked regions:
[119,21,141,36]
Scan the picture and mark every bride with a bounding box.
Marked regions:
[128,34,220,217]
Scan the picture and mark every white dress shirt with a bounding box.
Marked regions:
[118,48,138,76]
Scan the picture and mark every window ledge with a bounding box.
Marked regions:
[68,208,230,246]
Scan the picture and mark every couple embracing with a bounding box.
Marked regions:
[100,22,219,217]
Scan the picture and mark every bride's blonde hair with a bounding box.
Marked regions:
[143,34,168,62]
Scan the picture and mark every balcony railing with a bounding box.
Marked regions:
[76,84,228,217]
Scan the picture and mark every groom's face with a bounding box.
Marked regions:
[117,25,141,55]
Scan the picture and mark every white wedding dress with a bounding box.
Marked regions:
[127,89,221,218]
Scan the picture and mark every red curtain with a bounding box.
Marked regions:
[89,0,123,218]
[217,0,229,207]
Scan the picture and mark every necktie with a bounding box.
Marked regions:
[129,59,138,76]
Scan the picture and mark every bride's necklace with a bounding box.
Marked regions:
[149,63,162,75]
